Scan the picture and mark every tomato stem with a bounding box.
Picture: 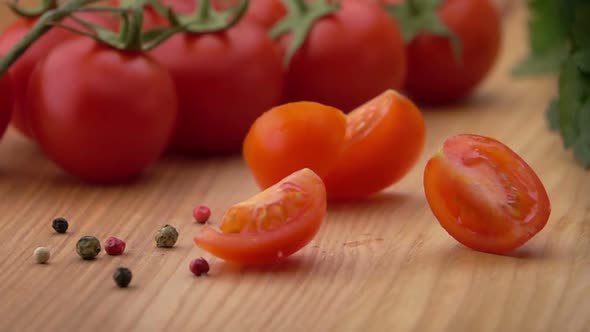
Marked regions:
[168,0,249,34]
[270,0,339,68]
[197,0,212,20]
[0,0,101,76]
[8,0,59,18]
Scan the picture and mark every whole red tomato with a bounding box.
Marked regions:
[0,14,118,138]
[27,37,178,183]
[391,0,501,104]
[278,0,407,112]
[149,21,285,154]
[0,71,13,140]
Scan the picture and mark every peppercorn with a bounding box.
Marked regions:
[155,224,179,248]
[52,217,69,234]
[76,235,101,260]
[104,237,126,256]
[193,205,211,224]
[113,267,133,288]
[33,247,50,264]
[189,257,210,276]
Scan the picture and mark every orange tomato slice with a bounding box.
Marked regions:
[194,168,327,266]
[243,102,347,189]
[423,134,551,254]
[323,89,426,200]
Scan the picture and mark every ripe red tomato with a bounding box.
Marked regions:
[279,0,406,112]
[0,14,118,138]
[27,37,178,182]
[391,0,501,104]
[423,134,551,254]
[0,71,13,140]
[194,168,326,266]
[149,21,285,154]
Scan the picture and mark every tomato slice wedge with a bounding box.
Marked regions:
[323,89,426,200]
[423,134,551,254]
[194,168,327,266]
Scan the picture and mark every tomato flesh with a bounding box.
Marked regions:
[194,168,326,266]
[423,134,551,254]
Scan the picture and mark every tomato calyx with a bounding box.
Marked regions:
[269,0,339,67]
[8,0,59,18]
[384,0,461,56]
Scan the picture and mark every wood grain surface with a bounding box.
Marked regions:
[1,2,589,332]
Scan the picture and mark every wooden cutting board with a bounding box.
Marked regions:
[0,2,588,332]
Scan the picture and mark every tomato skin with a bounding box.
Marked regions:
[0,71,13,140]
[423,134,551,254]
[0,14,118,138]
[27,38,178,182]
[194,168,326,266]
[149,21,285,154]
[281,0,407,112]
[243,101,347,189]
[323,90,425,200]
[400,0,501,103]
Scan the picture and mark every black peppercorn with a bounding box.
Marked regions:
[113,267,133,288]
[76,235,101,260]
[52,217,69,234]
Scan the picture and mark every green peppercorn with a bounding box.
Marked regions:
[155,224,179,248]
[52,217,69,234]
[113,267,133,288]
[76,235,101,260]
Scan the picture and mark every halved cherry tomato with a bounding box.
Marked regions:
[0,71,13,140]
[323,90,426,200]
[423,134,551,254]
[243,101,347,189]
[194,168,326,266]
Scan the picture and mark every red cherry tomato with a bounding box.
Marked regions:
[386,0,501,104]
[149,21,284,154]
[27,38,178,182]
[279,0,406,112]
[0,14,118,138]
[0,71,13,140]
[423,134,551,254]
[194,168,326,266]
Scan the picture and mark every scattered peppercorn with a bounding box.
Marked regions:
[155,225,179,248]
[189,257,210,276]
[52,217,69,234]
[33,247,50,264]
[113,267,133,288]
[76,235,101,260]
[193,205,211,224]
[104,237,126,256]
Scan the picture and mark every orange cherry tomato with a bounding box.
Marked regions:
[194,168,326,266]
[243,102,347,189]
[323,90,426,200]
[423,134,551,254]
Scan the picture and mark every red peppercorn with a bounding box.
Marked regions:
[104,237,126,256]
[189,257,210,276]
[193,205,211,224]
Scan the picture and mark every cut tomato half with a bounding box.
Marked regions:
[423,134,551,254]
[323,89,426,200]
[194,168,326,266]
